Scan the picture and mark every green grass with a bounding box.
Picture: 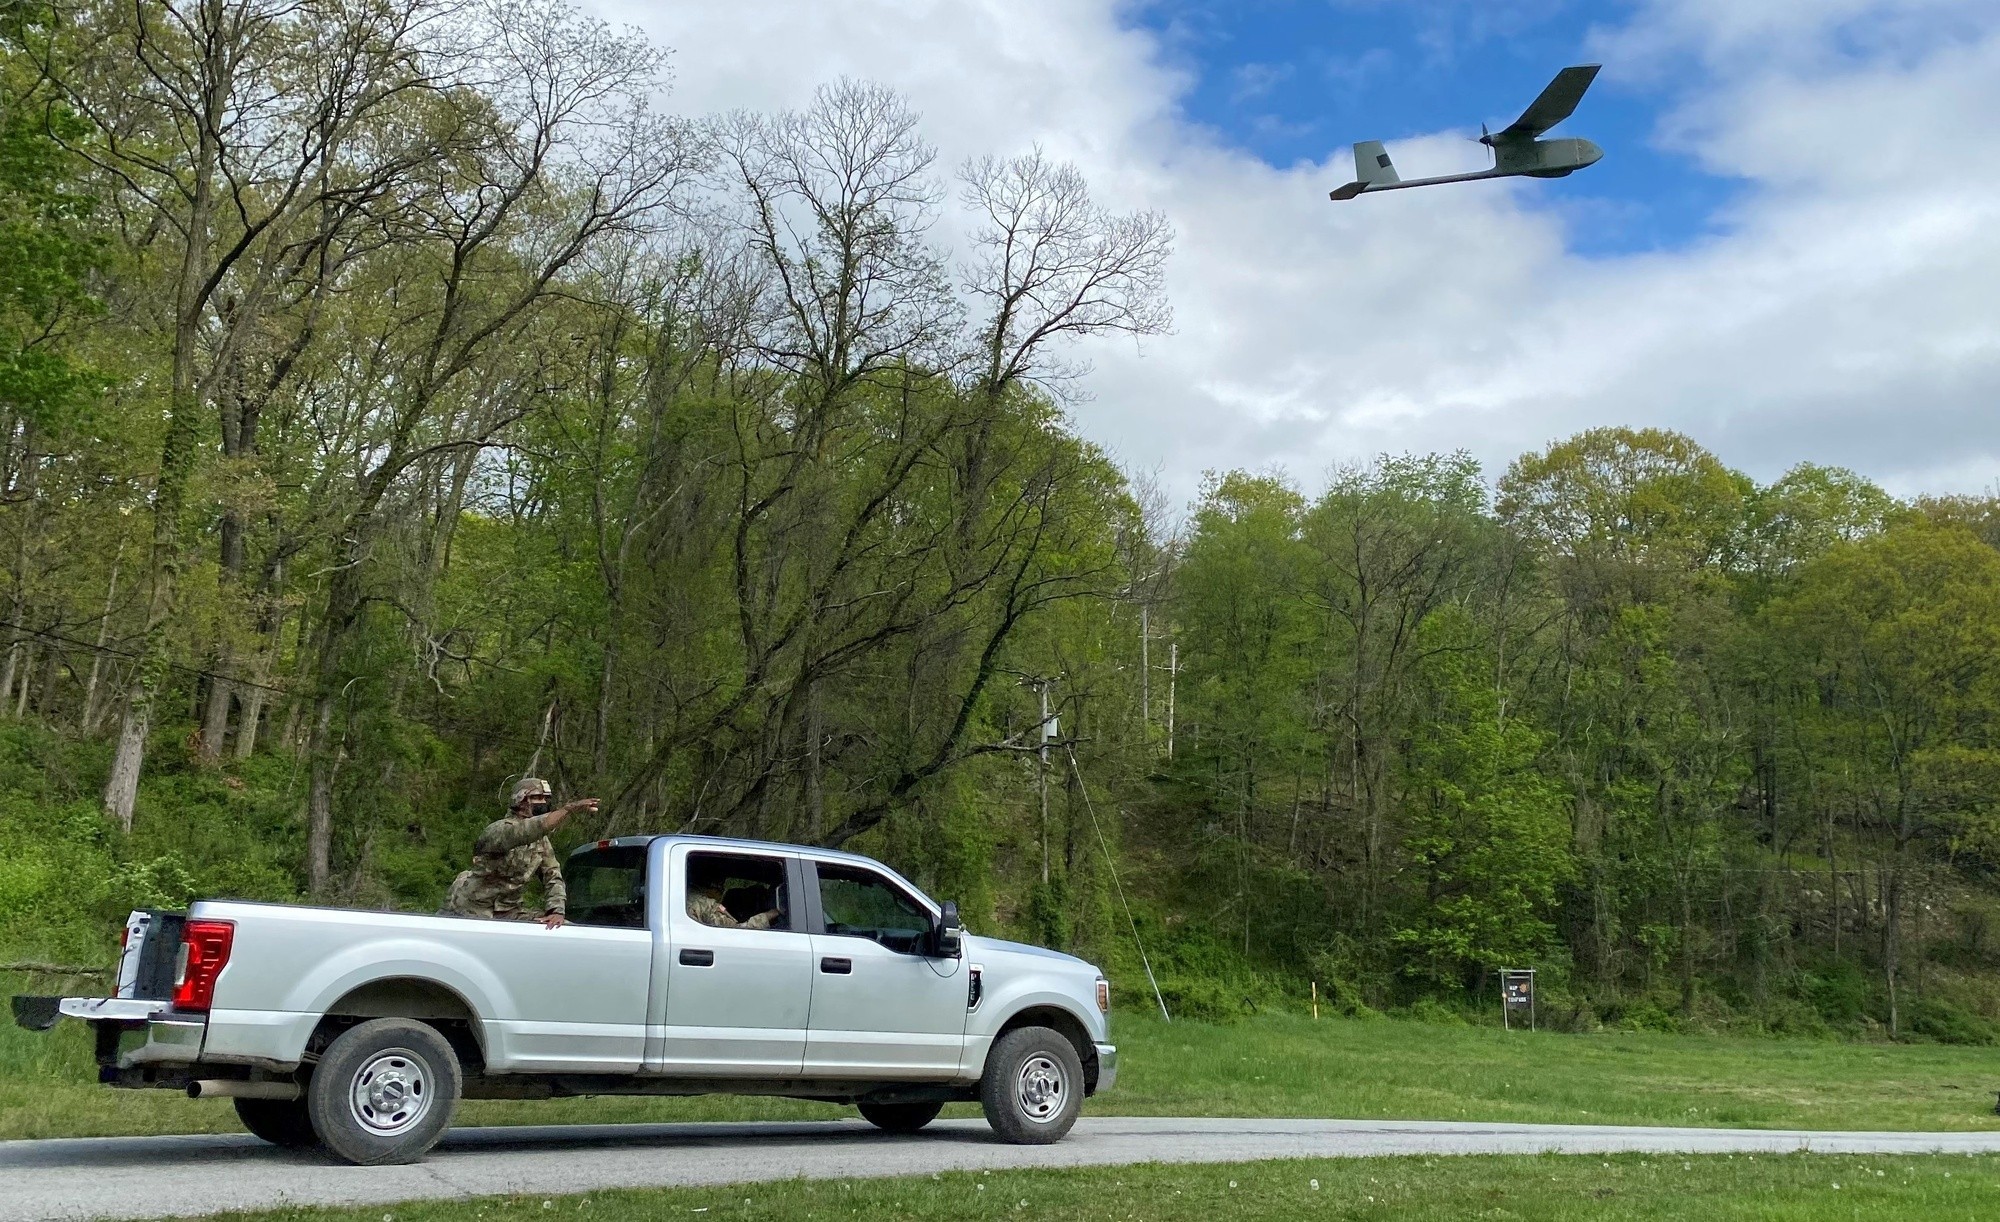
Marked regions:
[185,1154,2000,1222]
[1106,1010,2000,1132]
[7,978,2000,1140]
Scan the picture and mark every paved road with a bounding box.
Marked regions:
[6,1117,2000,1222]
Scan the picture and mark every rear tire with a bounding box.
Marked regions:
[979,1025,1083,1144]
[234,1096,318,1148]
[857,1100,945,1133]
[305,1018,461,1165]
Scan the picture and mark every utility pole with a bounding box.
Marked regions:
[1039,681,1050,884]
[1024,676,1058,884]
[1139,603,1149,741]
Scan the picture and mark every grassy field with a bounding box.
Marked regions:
[174,1154,2000,1222]
[8,975,2000,1141]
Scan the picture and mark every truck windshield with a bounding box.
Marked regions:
[566,844,649,929]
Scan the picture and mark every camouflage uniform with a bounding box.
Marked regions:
[687,888,780,930]
[442,810,567,921]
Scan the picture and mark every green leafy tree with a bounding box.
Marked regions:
[1394,613,1573,987]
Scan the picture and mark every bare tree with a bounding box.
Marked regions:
[959,147,1173,398]
[955,148,1171,541]
[294,0,691,893]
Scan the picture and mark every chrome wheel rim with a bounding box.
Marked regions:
[348,1049,431,1137]
[1017,1053,1068,1122]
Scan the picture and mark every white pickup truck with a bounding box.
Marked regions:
[11,834,1115,1164]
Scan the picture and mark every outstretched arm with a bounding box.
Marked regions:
[473,799,599,854]
[475,811,558,854]
[538,843,568,929]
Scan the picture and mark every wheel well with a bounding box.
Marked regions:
[308,978,485,1073]
[996,1005,1099,1094]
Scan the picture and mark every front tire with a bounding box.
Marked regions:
[305,1018,461,1165]
[857,1100,944,1133]
[979,1026,1083,1144]
[234,1096,318,1148]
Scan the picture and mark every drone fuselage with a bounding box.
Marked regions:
[1328,134,1604,200]
[1494,136,1603,178]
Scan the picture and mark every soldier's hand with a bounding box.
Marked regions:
[542,912,567,929]
[566,798,600,816]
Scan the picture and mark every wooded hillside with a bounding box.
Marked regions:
[7,0,2000,1041]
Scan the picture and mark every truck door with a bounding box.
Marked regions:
[802,860,968,1078]
[652,845,814,1075]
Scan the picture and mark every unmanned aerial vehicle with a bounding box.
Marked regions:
[1330,64,1603,201]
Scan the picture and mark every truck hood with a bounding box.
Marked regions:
[964,933,1097,973]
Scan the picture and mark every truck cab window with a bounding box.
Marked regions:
[816,864,932,954]
[684,852,790,931]
[565,844,650,929]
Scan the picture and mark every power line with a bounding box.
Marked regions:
[11,621,295,697]
[1066,744,1171,1023]
[5,620,596,763]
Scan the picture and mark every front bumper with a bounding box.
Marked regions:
[1093,1042,1117,1093]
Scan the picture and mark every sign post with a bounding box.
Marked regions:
[1500,968,1536,1031]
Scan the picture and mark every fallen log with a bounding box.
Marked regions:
[0,962,110,976]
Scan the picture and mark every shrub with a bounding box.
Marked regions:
[1156,977,1260,1023]
[1801,960,1871,1024]
[1906,997,1999,1046]
[1402,996,1468,1026]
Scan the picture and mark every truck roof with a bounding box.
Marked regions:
[578,832,889,871]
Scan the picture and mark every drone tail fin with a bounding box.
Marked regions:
[1331,140,1401,201]
[1354,141,1400,187]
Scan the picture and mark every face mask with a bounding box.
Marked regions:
[524,797,550,816]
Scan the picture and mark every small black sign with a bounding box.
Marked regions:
[1500,968,1536,1030]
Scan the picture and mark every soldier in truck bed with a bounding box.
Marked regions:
[441,777,598,928]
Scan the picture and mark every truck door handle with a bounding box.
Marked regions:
[679,948,714,967]
[820,956,852,974]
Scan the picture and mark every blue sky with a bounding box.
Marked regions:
[1129,0,1739,255]
[621,0,2000,498]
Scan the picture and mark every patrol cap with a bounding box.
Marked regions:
[509,776,553,808]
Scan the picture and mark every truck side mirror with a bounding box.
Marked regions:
[933,900,964,959]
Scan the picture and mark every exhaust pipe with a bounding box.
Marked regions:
[187,1079,299,1101]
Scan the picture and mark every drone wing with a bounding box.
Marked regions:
[1493,64,1601,142]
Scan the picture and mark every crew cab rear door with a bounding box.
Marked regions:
[652,843,813,1075]
[801,859,968,1078]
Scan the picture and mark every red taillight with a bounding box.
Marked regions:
[172,920,234,1011]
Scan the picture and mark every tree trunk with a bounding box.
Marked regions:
[103,20,227,826]
[13,641,37,716]
[81,547,123,735]
[198,651,233,763]
[105,700,148,833]
[2,422,39,716]
[234,633,277,761]
[34,640,61,718]
[305,692,338,894]
[593,628,616,793]
[0,638,17,713]
[1679,884,1696,1017]
[805,674,825,842]
[1884,861,1902,1038]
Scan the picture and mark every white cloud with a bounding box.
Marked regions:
[593,0,2000,503]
